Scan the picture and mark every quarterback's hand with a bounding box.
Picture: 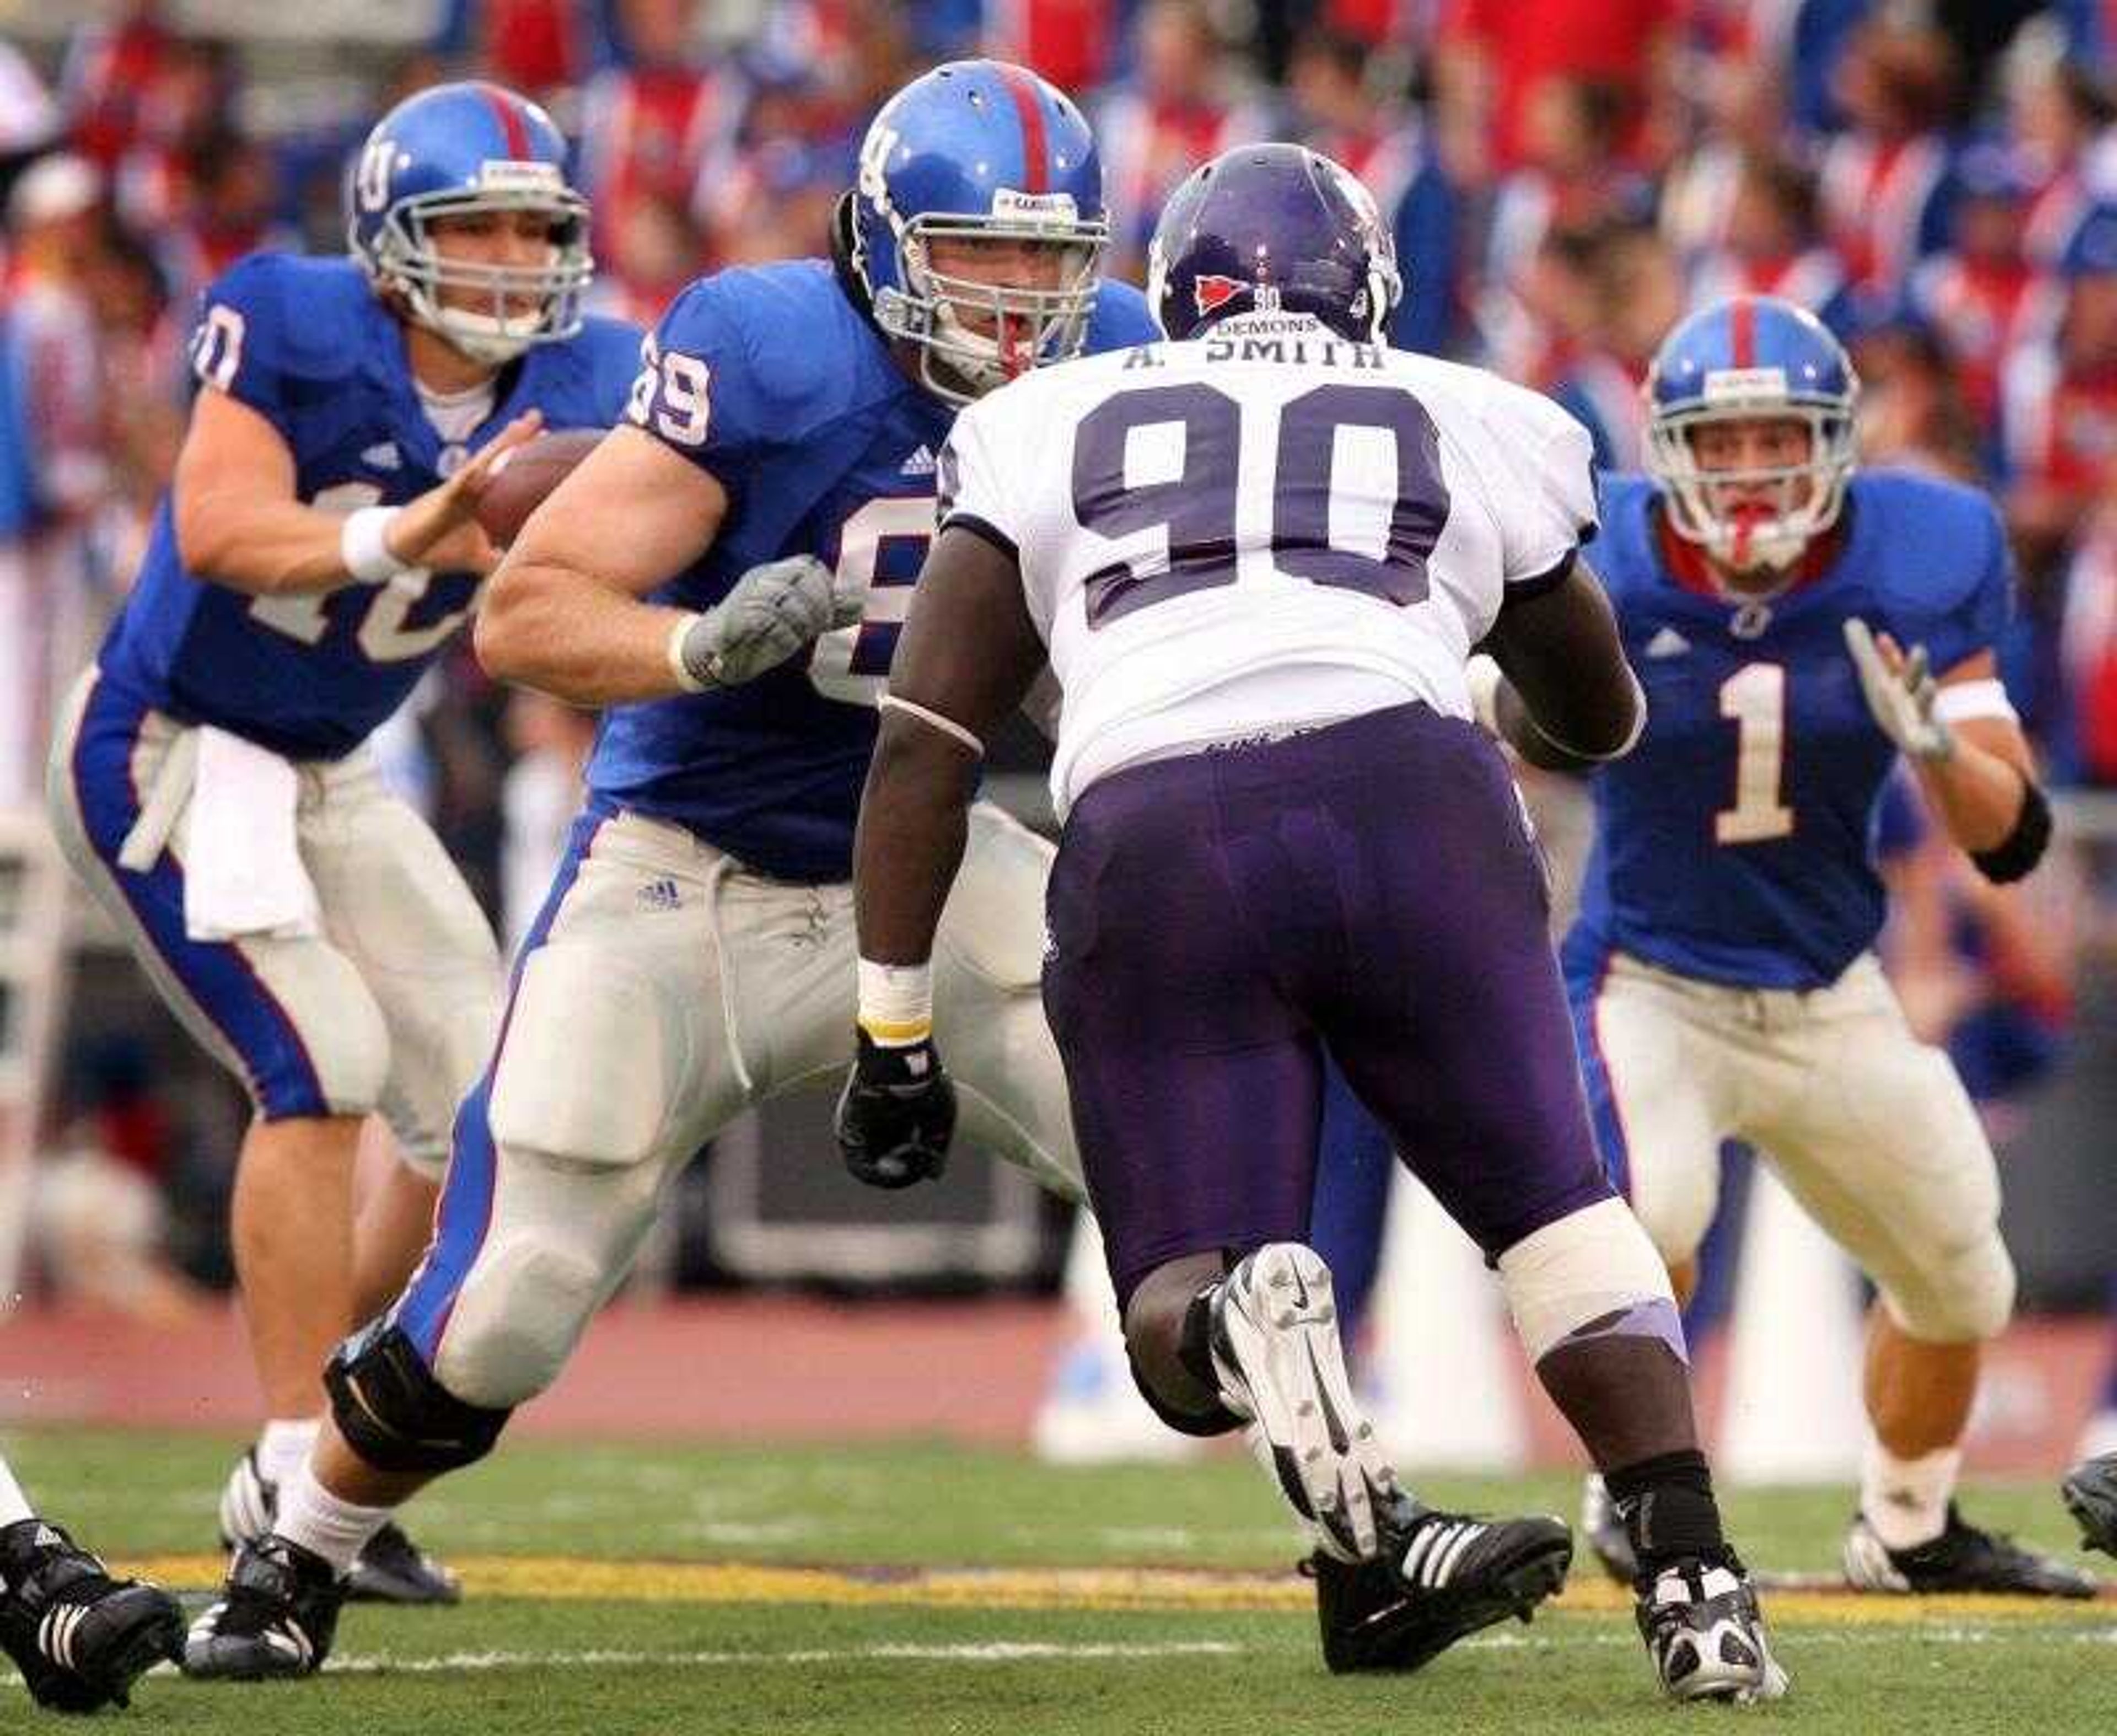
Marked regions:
[835,1030,956,1190]
[386,409,546,576]
[1844,617,1954,762]
[677,553,859,689]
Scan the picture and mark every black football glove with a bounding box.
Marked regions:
[836,1029,957,1190]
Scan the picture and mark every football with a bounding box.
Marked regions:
[473,427,605,547]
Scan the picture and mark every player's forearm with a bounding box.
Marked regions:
[1914,738,2036,857]
[173,491,361,596]
[474,559,694,706]
[853,719,977,968]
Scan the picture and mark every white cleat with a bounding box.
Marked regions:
[1208,1244,1399,1562]
[1636,1555,1790,1705]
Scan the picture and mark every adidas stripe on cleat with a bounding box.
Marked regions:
[182,1536,347,1681]
[0,1520,185,1711]
[1310,1497,1572,1674]
[1208,1244,1399,1563]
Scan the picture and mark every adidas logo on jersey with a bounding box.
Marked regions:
[361,442,402,471]
[899,444,938,477]
[637,878,682,912]
[1645,627,1691,660]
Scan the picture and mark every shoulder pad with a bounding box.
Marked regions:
[202,254,377,387]
[1857,470,2007,619]
[656,262,886,438]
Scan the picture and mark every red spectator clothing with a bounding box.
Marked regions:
[2061,511,2117,780]
[1909,253,2045,427]
[1098,92,1270,262]
[475,0,590,95]
[2002,340,2117,506]
[1690,246,1850,321]
[1438,0,1680,169]
[577,63,741,259]
[1819,131,1951,293]
[59,13,176,170]
[2024,163,2094,271]
[984,0,1116,96]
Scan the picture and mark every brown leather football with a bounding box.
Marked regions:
[473,428,606,547]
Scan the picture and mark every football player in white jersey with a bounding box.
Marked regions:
[839,143,1785,1704]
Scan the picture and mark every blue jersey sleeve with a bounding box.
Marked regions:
[1885,483,2013,676]
[575,314,648,429]
[624,277,777,488]
[186,254,298,429]
[1084,281,1162,352]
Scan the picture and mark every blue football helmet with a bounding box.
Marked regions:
[850,60,1108,405]
[1146,143,1400,345]
[346,81,591,366]
[1644,295,1860,574]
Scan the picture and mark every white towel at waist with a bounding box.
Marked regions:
[180,726,321,940]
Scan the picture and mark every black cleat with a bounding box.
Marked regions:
[1579,1471,1638,1584]
[1636,1551,1788,1703]
[220,1448,459,1605]
[2062,1454,2117,1558]
[1308,1496,1572,1674]
[0,1520,184,1712]
[347,1522,461,1606]
[1843,1504,2098,1598]
[182,1536,346,1681]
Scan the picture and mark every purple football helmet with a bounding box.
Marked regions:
[1147,143,1400,344]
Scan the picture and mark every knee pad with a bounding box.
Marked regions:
[1498,1197,1685,1365]
[429,1227,610,1408]
[1882,1233,2016,1344]
[487,943,676,1168]
[326,1320,510,1475]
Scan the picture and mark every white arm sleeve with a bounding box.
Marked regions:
[1485,386,1599,587]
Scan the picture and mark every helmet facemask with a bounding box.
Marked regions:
[872,211,1106,404]
[1646,400,1857,577]
[364,186,593,367]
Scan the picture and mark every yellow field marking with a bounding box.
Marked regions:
[118,1555,2111,1624]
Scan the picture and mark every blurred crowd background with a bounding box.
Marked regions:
[1,0,2115,1331]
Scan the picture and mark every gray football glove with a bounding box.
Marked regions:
[678,554,864,690]
[1844,616,1954,762]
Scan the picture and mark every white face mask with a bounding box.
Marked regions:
[1646,406,1857,576]
[365,190,594,366]
[871,214,1108,405]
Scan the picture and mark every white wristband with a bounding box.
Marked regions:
[341,506,407,584]
[668,612,710,694]
[858,957,934,1046]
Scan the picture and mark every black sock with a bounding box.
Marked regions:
[1606,1449,1726,1576]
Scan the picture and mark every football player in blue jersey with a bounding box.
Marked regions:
[175,60,1184,1682]
[44,81,643,1632]
[1475,294,2093,1597]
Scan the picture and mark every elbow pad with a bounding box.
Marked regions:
[1970,777,2052,884]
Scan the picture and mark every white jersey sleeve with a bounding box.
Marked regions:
[1470,378,1599,587]
[937,399,1046,625]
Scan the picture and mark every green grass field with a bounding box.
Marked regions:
[6,1430,2114,1733]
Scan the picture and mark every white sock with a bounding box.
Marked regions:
[0,1451,35,1528]
[273,1463,391,1578]
[1860,1440,1960,1551]
[257,1418,321,1488]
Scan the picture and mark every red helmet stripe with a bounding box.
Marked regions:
[995,65,1049,195]
[481,84,533,159]
[1730,294,1756,368]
